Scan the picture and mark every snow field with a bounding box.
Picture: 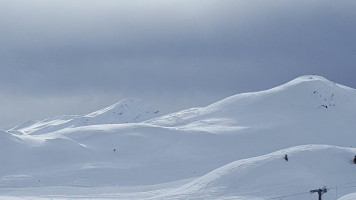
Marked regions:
[1,75,356,199]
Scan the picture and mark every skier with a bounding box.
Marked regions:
[353,155,356,164]
[284,154,288,161]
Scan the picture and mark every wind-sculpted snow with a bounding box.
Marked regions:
[2,75,356,199]
[8,98,161,135]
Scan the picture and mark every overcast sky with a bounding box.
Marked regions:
[1,0,356,129]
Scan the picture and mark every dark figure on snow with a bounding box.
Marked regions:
[284,154,288,161]
[353,155,356,164]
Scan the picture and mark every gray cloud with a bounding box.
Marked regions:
[1,0,356,128]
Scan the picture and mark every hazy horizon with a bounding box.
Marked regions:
[1,0,356,129]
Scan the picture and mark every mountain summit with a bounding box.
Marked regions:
[147,75,356,128]
[9,98,160,135]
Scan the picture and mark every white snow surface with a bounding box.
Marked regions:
[8,98,161,135]
[1,75,356,199]
[339,193,356,200]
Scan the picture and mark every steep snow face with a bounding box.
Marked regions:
[159,145,356,200]
[9,98,160,135]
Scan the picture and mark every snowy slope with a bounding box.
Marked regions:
[339,193,356,200]
[0,145,355,200]
[8,98,160,135]
[1,75,356,199]
[147,75,356,129]
[158,145,356,200]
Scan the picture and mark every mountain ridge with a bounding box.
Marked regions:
[2,75,356,200]
[9,98,161,135]
[146,75,356,129]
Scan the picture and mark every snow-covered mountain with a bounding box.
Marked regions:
[1,75,356,200]
[147,75,356,128]
[8,98,161,135]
